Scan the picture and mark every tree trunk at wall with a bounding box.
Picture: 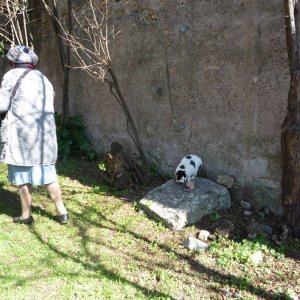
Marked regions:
[106,66,147,164]
[282,0,300,238]
[49,0,71,119]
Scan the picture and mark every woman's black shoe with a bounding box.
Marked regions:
[57,214,68,224]
[13,216,34,225]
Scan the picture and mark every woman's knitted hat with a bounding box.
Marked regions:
[6,45,38,65]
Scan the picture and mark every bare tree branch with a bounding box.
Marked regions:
[42,0,147,162]
[0,0,33,47]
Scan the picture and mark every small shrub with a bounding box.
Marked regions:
[146,163,171,179]
[55,113,96,161]
[209,237,285,267]
[209,210,221,223]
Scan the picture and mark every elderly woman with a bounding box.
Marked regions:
[0,45,68,225]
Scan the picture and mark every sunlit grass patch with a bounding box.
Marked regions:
[0,159,299,300]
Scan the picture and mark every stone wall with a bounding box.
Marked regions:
[36,0,288,214]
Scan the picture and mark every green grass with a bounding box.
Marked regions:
[209,236,285,267]
[0,159,299,300]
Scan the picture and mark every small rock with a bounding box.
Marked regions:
[183,237,209,251]
[272,224,290,244]
[247,220,261,237]
[251,250,263,264]
[244,210,252,216]
[262,224,273,235]
[179,25,189,32]
[197,230,210,241]
[259,207,271,218]
[217,175,235,188]
[248,232,257,240]
[214,220,235,238]
[208,234,216,240]
[177,123,185,131]
[241,200,251,210]
[281,224,289,240]
[223,288,233,297]
[272,235,281,245]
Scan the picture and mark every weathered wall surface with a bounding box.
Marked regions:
[38,0,288,214]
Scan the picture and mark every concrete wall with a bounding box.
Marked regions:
[37,0,288,214]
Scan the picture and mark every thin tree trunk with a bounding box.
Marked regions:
[282,0,300,237]
[106,65,147,164]
[62,0,72,118]
[51,1,70,119]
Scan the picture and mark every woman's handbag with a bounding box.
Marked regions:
[0,69,32,143]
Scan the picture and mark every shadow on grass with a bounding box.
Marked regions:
[0,159,290,298]
[0,184,20,217]
[24,197,282,300]
[0,181,290,299]
[0,188,172,297]
[56,158,166,201]
[0,184,59,223]
[56,159,106,188]
[75,205,287,299]
[30,226,173,299]
[56,159,300,261]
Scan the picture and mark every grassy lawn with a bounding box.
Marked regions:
[0,159,299,300]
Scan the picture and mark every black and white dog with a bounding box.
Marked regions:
[175,155,203,184]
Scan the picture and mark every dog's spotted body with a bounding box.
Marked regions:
[175,155,202,183]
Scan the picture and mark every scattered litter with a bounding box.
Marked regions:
[251,250,263,264]
[197,230,210,241]
[179,25,189,32]
[244,210,252,216]
[241,200,251,210]
[183,237,209,251]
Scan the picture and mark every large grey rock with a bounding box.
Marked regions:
[139,177,231,230]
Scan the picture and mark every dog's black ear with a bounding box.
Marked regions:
[176,170,186,180]
[185,155,192,159]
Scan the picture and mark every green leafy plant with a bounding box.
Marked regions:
[0,160,299,299]
[55,113,96,161]
[146,163,171,179]
[209,210,221,223]
[98,161,108,172]
[92,183,128,197]
[209,237,285,267]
